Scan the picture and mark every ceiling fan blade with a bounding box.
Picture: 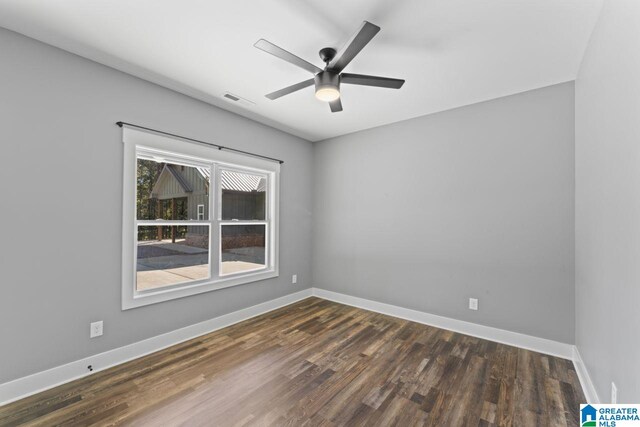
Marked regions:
[329,98,343,113]
[254,39,322,74]
[265,78,315,100]
[341,73,405,89]
[328,21,380,73]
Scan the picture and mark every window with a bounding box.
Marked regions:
[121,126,279,309]
[219,168,268,276]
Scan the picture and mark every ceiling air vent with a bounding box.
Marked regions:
[223,92,255,106]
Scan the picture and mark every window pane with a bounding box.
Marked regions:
[137,157,210,220]
[220,170,266,220]
[221,224,266,275]
[137,225,209,290]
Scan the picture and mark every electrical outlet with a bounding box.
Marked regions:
[611,382,617,403]
[292,274,297,284]
[469,298,479,311]
[90,321,103,338]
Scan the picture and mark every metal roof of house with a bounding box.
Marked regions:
[196,167,211,182]
[222,170,266,192]
[197,168,265,192]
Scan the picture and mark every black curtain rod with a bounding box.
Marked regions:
[116,121,284,164]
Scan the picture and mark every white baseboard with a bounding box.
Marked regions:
[311,288,574,360]
[1,287,592,408]
[0,288,313,406]
[572,346,600,403]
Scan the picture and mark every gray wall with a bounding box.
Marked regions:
[0,28,313,384]
[575,0,640,402]
[313,83,576,343]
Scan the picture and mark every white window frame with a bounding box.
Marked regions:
[121,125,279,310]
[197,204,205,220]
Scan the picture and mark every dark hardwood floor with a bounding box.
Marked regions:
[0,297,584,426]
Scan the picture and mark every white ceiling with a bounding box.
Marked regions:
[0,0,602,141]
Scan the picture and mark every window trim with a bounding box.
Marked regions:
[121,125,279,310]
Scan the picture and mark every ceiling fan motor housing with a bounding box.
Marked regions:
[314,71,340,94]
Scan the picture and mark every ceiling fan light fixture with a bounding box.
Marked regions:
[315,87,340,102]
[314,71,340,102]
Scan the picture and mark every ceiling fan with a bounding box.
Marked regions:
[254,21,405,112]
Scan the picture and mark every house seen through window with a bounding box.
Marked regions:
[135,153,270,292]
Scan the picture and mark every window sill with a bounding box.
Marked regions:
[122,269,279,310]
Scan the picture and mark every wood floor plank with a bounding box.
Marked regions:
[0,297,585,426]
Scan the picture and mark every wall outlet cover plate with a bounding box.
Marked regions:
[90,321,103,338]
